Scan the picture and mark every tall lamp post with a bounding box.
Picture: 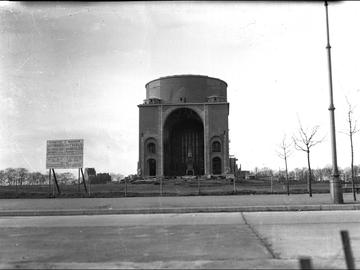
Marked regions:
[325,1,343,204]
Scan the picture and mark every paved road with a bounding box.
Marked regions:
[0,210,359,269]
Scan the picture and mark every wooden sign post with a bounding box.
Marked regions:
[80,168,88,194]
[46,139,85,196]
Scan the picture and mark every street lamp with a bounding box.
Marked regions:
[324,1,343,204]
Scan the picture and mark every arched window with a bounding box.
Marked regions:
[212,141,221,152]
[147,142,156,154]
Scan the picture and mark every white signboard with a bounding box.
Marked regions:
[46,139,84,169]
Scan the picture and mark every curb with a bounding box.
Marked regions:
[0,204,360,216]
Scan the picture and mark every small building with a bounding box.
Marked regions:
[84,168,111,184]
[94,173,112,184]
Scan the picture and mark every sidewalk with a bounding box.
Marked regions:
[0,193,359,216]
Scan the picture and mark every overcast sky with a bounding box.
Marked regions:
[1,1,360,175]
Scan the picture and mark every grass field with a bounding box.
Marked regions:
[1,177,357,199]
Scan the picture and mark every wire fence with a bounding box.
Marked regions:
[0,177,358,198]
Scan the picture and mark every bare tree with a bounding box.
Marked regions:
[16,168,29,186]
[0,170,5,186]
[277,135,292,195]
[343,98,359,201]
[293,121,324,197]
[5,168,16,186]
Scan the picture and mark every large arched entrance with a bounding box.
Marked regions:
[163,108,204,176]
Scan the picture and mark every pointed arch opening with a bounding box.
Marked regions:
[163,108,204,176]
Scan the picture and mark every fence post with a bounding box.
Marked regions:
[48,169,51,195]
[233,177,236,193]
[299,257,313,269]
[78,168,80,193]
[88,176,91,197]
[124,177,127,197]
[160,177,163,196]
[198,177,200,195]
[341,230,356,270]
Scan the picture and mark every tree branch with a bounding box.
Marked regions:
[293,136,307,152]
[308,125,320,143]
[277,135,293,159]
[293,119,323,152]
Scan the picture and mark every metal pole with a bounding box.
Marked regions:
[340,230,356,270]
[325,1,343,204]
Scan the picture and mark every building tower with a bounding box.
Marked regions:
[138,75,230,177]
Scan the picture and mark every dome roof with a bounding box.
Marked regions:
[145,74,227,104]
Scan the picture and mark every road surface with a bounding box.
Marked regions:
[0,211,359,269]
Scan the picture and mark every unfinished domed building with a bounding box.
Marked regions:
[138,75,229,177]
